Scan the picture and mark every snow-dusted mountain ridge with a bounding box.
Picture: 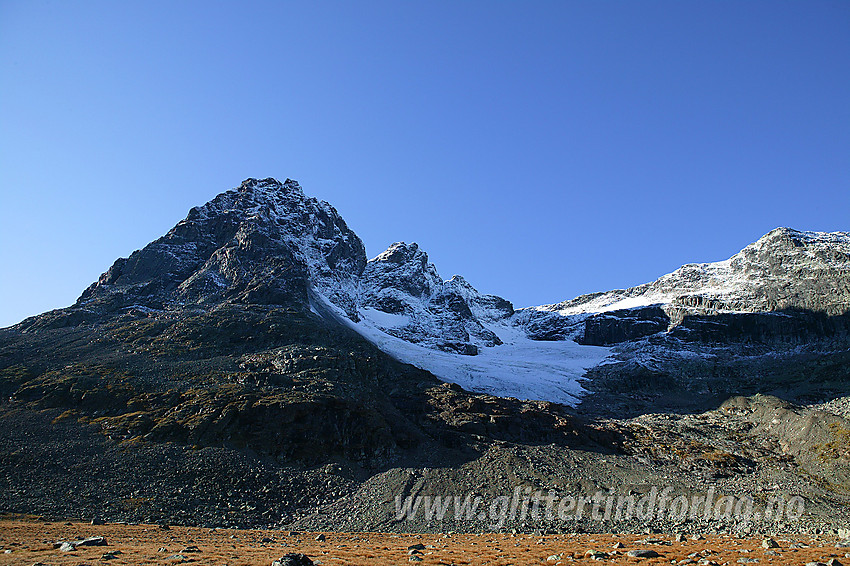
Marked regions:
[66,179,850,406]
[544,227,850,318]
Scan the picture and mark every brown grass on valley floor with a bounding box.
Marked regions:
[0,517,847,566]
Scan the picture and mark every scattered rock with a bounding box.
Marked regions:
[638,538,671,546]
[272,554,314,566]
[72,536,107,547]
[628,549,661,558]
[54,536,106,551]
[315,534,326,542]
[762,538,779,549]
[90,517,104,525]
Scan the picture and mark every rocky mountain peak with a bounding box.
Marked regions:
[364,242,441,301]
[372,242,426,265]
[75,178,366,319]
[733,227,850,270]
[240,176,301,189]
[357,242,509,354]
[234,177,306,201]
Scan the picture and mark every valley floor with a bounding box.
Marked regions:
[1,517,848,566]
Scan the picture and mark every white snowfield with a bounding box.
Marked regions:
[314,292,611,406]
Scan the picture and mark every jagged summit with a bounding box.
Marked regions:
[68,178,366,322]
[758,226,850,245]
[365,242,441,301]
[358,240,511,354]
[370,241,424,263]
[232,177,309,201]
[241,176,301,189]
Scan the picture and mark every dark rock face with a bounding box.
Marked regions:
[512,309,579,341]
[670,309,850,344]
[578,306,670,346]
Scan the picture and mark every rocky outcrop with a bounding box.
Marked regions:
[721,394,850,491]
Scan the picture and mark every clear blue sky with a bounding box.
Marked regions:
[1,1,848,328]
